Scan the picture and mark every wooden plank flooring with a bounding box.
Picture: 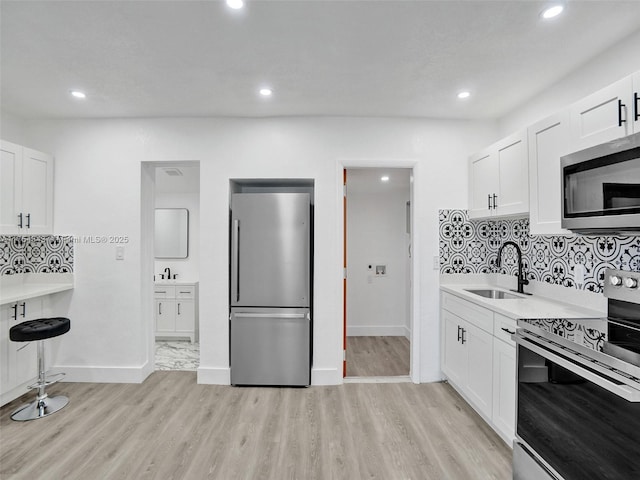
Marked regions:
[346,336,410,377]
[0,372,511,480]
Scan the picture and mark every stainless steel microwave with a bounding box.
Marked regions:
[561,131,640,233]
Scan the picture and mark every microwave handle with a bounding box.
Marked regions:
[517,335,640,403]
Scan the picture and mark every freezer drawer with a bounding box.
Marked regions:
[230,309,311,386]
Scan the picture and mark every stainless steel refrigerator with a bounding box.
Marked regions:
[230,192,311,386]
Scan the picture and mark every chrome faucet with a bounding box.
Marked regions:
[496,241,529,294]
[164,267,171,280]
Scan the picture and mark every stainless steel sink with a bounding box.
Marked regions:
[464,289,522,300]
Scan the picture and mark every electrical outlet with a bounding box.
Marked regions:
[116,246,125,260]
[433,255,440,270]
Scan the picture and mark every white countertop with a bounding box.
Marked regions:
[440,283,606,320]
[1,273,74,305]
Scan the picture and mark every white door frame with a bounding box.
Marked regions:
[140,160,200,376]
[338,158,421,383]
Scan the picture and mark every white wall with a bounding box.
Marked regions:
[1,111,27,145]
[346,173,410,338]
[154,192,200,283]
[499,29,640,136]
[22,116,496,385]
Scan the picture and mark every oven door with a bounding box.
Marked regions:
[515,333,640,480]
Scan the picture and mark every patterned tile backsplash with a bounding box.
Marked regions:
[439,209,640,293]
[0,235,74,275]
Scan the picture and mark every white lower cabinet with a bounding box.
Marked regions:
[441,291,517,446]
[492,336,516,443]
[154,283,198,342]
[1,296,46,406]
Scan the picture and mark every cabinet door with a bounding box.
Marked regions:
[496,131,528,217]
[441,310,467,387]
[492,338,516,444]
[528,111,571,235]
[0,141,23,234]
[464,321,493,419]
[9,298,43,390]
[469,149,498,219]
[570,76,634,151]
[175,301,194,334]
[155,299,175,333]
[21,148,54,234]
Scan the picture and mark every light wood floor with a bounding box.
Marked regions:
[0,372,511,480]
[346,336,410,377]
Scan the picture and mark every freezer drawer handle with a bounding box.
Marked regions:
[232,313,308,319]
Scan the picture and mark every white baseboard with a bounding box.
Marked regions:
[51,364,150,384]
[311,367,341,385]
[197,366,230,385]
[347,325,411,338]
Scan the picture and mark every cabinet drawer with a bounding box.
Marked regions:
[175,286,195,299]
[441,292,494,334]
[494,313,517,347]
[154,286,176,298]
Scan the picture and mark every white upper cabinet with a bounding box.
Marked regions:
[569,75,637,151]
[528,110,572,235]
[469,130,528,219]
[0,141,54,235]
[469,149,497,218]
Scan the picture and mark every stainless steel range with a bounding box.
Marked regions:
[513,268,640,480]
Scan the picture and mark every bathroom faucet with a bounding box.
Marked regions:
[164,267,171,280]
[496,241,529,294]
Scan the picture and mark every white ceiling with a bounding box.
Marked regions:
[2,1,640,121]
[347,168,411,194]
[155,165,200,194]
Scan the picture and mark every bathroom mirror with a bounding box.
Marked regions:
[155,208,189,258]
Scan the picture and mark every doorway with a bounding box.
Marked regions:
[152,163,201,371]
[344,168,412,379]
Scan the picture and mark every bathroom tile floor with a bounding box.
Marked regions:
[155,341,199,371]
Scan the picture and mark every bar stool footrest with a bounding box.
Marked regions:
[27,372,66,390]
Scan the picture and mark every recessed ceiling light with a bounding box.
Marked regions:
[259,88,273,97]
[70,90,86,99]
[226,0,244,10]
[457,91,471,99]
[381,176,390,182]
[541,4,564,19]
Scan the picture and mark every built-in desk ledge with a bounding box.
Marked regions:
[440,273,606,320]
[0,273,74,305]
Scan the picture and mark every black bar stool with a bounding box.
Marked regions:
[9,317,70,421]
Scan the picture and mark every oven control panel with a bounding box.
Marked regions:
[605,268,640,303]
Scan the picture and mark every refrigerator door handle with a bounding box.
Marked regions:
[233,219,240,302]
[232,312,307,319]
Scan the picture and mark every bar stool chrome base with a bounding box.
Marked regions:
[11,394,69,421]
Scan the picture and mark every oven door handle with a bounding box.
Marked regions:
[517,335,640,403]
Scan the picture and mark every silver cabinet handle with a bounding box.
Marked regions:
[158,302,162,315]
[177,303,181,315]
[501,327,516,335]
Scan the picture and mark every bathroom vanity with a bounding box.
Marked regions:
[154,282,199,342]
